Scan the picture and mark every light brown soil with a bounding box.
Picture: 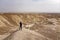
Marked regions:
[0,13,60,40]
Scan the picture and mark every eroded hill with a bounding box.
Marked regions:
[0,13,60,40]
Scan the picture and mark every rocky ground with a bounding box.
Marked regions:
[0,13,60,40]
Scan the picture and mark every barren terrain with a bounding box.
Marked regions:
[0,13,60,40]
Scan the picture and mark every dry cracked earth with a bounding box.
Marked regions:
[0,13,60,40]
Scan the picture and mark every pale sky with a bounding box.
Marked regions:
[0,0,60,13]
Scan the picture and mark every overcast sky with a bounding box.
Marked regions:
[0,0,60,13]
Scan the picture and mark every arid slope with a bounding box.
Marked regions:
[0,14,60,40]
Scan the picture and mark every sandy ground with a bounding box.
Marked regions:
[3,28,53,40]
[0,14,60,40]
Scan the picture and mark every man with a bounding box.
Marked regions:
[19,22,22,30]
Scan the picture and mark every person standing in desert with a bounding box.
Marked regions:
[19,22,22,30]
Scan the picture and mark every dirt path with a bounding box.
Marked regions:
[0,27,53,40]
[3,28,52,40]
